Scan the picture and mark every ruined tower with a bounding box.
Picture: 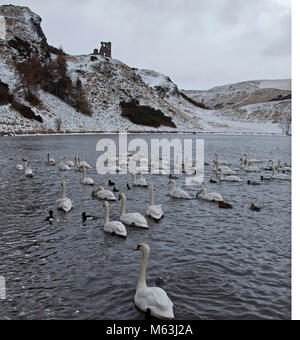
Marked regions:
[99,41,111,58]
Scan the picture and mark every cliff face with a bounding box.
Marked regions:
[0,5,292,135]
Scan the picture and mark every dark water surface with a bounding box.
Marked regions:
[0,134,291,320]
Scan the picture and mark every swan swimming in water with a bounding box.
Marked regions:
[59,157,71,171]
[271,167,291,180]
[134,243,174,320]
[132,172,148,187]
[16,158,23,171]
[103,201,127,238]
[168,180,190,199]
[218,170,243,182]
[92,186,117,201]
[196,188,224,202]
[81,167,94,185]
[118,192,148,228]
[146,185,164,221]
[46,153,56,166]
[24,161,34,177]
[57,180,73,212]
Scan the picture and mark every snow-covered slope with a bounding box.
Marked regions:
[0,5,291,135]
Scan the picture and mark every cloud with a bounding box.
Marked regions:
[2,0,291,89]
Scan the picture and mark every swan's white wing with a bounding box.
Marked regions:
[121,213,148,228]
[135,286,174,318]
[57,198,73,212]
[82,177,94,185]
[104,221,127,236]
[147,205,164,219]
[171,188,190,199]
[210,192,224,201]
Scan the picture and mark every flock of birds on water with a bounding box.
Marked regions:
[13,151,291,320]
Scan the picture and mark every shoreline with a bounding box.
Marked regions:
[0,130,287,137]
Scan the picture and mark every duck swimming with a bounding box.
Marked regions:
[82,212,98,222]
[250,204,261,212]
[45,210,54,224]
[218,201,233,209]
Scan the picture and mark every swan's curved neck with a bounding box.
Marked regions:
[83,167,86,180]
[62,182,66,199]
[133,172,137,182]
[120,194,126,217]
[137,248,149,290]
[47,153,50,162]
[104,203,109,224]
[150,187,155,206]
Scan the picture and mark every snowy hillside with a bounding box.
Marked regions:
[0,5,291,135]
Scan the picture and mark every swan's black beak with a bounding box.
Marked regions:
[118,195,121,201]
[134,245,141,251]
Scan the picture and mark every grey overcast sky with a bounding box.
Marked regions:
[1,0,291,90]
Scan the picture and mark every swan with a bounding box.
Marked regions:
[81,167,94,185]
[185,176,204,186]
[64,156,74,167]
[264,160,274,171]
[119,193,148,228]
[168,180,190,199]
[103,201,127,238]
[16,158,23,171]
[132,172,148,187]
[215,153,229,166]
[277,160,291,172]
[134,243,174,320]
[78,156,92,169]
[243,161,261,172]
[59,157,71,171]
[213,161,235,175]
[218,170,243,182]
[243,154,263,164]
[24,161,34,177]
[57,180,73,212]
[46,153,56,166]
[146,185,164,221]
[271,167,291,180]
[196,188,224,202]
[92,186,117,201]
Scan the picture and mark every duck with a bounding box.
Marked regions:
[82,212,98,222]
[81,167,94,185]
[146,185,164,221]
[92,186,117,201]
[103,201,127,238]
[127,184,132,190]
[134,243,174,320]
[45,210,54,224]
[24,161,34,177]
[168,175,178,180]
[118,193,148,228]
[250,204,261,212]
[264,160,274,171]
[113,186,119,192]
[247,180,261,186]
[196,188,224,202]
[218,201,233,209]
[108,180,115,186]
[57,180,73,212]
[168,180,190,199]
[46,153,56,166]
[132,171,148,187]
[260,175,272,181]
[209,179,218,184]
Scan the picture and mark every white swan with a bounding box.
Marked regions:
[92,186,117,201]
[185,176,204,186]
[196,188,224,202]
[24,161,34,177]
[215,153,229,166]
[277,160,291,172]
[119,193,148,228]
[218,170,243,182]
[168,180,191,199]
[59,157,71,171]
[46,153,56,166]
[132,172,148,187]
[57,180,73,212]
[64,155,74,167]
[103,201,127,238]
[16,158,23,171]
[134,243,174,320]
[146,185,164,221]
[78,156,92,169]
[213,161,236,175]
[244,161,261,172]
[271,167,291,180]
[81,167,94,185]
[243,153,263,164]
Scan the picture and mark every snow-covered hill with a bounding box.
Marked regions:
[0,5,291,135]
